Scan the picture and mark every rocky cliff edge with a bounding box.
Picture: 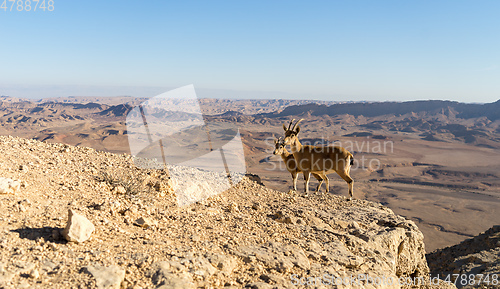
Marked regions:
[0,136,455,288]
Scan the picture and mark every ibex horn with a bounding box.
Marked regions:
[292,119,304,131]
[287,119,295,130]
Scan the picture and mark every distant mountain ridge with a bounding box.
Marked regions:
[264,99,500,121]
[1,96,500,153]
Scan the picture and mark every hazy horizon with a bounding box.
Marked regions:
[1,84,498,104]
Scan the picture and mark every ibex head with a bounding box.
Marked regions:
[282,119,303,145]
[273,137,286,155]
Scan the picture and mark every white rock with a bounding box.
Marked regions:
[62,209,95,243]
[29,269,40,279]
[0,177,21,194]
[156,272,195,289]
[85,265,125,289]
[13,261,36,274]
[209,254,239,274]
[0,262,15,283]
[112,186,126,195]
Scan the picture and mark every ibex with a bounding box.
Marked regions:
[273,137,326,193]
[282,119,355,199]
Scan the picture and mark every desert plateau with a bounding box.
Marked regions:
[0,95,499,288]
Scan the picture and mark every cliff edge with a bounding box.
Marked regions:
[427,226,500,289]
[0,136,454,288]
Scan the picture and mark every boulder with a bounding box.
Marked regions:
[85,265,125,289]
[62,209,95,243]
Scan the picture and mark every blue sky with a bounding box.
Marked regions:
[0,1,499,102]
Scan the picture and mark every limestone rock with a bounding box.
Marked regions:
[149,261,195,289]
[235,242,310,272]
[0,262,14,283]
[0,177,21,194]
[207,253,239,274]
[13,261,36,274]
[85,265,125,289]
[112,185,126,195]
[0,271,15,283]
[62,209,95,243]
[190,256,217,277]
[156,272,195,289]
[28,269,39,279]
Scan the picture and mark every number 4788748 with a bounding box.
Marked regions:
[1,0,55,12]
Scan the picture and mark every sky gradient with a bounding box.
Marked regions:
[1,1,499,102]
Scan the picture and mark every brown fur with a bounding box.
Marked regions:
[273,138,325,192]
[282,119,355,199]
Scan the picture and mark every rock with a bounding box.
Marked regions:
[243,255,256,264]
[331,219,349,229]
[134,216,156,228]
[0,271,15,283]
[427,225,500,285]
[149,262,195,289]
[190,256,217,277]
[235,242,310,272]
[290,247,310,270]
[153,180,171,193]
[112,186,126,195]
[29,269,39,279]
[272,211,294,224]
[307,240,323,255]
[228,202,239,212]
[0,262,15,283]
[40,259,58,272]
[191,234,200,242]
[156,272,195,289]
[207,253,239,274]
[245,173,263,185]
[13,261,36,274]
[85,265,125,289]
[149,261,172,285]
[259,273,286,285]
[62,209,95,243]
[0,177,21,194]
